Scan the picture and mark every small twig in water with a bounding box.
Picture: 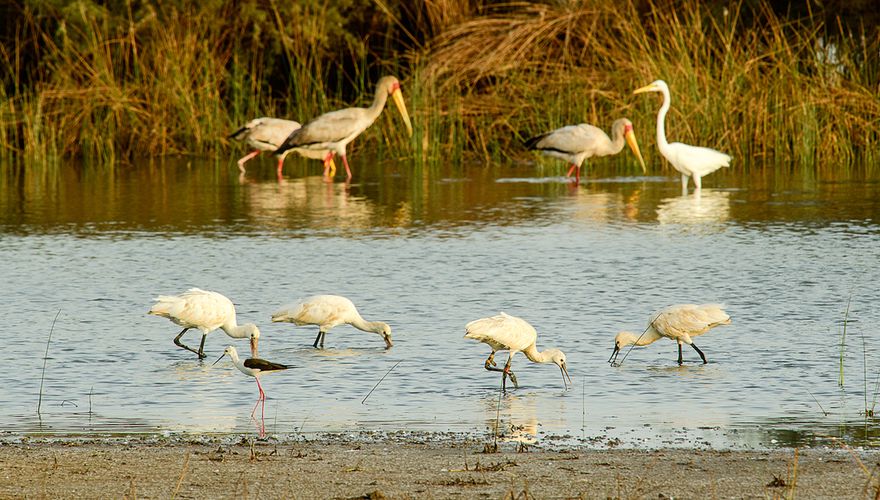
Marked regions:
[493,376,503,452]
[37,310,62,414]
[88,386,93,416]
[361,360,401,404]
[806,390,828,416]
[838,295,852,388]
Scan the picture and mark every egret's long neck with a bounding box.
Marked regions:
[656,88,671,152]
[522,344,553,364]
[351,317,385,334]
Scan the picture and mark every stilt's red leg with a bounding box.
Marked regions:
[566,164,577,178]
[276,156,285,177]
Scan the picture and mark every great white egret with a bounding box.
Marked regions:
[274,76,413,181]
[271,295,393,349]
[633,80,731,192]
[228,117,337,177]
[148,288,260,359]
[525,118,647,184]
[609,303,731,365]
[465,312,571,390]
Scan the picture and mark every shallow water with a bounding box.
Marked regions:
[1,158,879,449]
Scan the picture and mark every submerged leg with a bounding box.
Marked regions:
[690,343,708,364]
[680,174,689,194]
[312,330,323,348]
[693,175,702,191]
[237,150,261,173]
[341,154,353,181]
[677,342,683,365]
[173,328,203,357]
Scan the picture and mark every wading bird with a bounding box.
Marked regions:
[633,80,731,192]
[609,304,731,366]
[228,117,336,177]
[212,345,289,437]
[148,288,260,359]
[465,312,571,391]
[271,295,393,349]
[524,118,647,184]
[273,76,413,181]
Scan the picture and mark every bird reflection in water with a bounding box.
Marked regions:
[656,189,730,227]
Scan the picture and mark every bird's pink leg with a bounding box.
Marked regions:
[238,150,261,173]
[342,154,353,181]
[566,164,577,178]
[276,156,285,177]
[251,377,265,417]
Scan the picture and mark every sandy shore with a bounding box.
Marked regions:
[1,436,877,499]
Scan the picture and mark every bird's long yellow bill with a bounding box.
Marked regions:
[632,83,658,95]
[391,88,413,137]
[624,129,647,173]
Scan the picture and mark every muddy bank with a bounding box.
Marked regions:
[1,435,877,499]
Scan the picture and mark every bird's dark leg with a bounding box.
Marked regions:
[503,356,519,389]
[319,331,326,349]
[196,333,208,359]
[173,328,203,357]
[690,343,708,364]
[483,352,516,390]
[312,330,323,348]
[677,343,683,365]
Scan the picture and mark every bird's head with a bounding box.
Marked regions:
[544,348,572,388]
[608,331,639,365]
[381,76,413,137]
[377,322,394,349]
[613,118,646,173]
[633,79,669,95]
[243,324,260,357]
[212,345,237,366]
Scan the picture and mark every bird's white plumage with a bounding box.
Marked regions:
[149,288,260,358]
[272,294,393,348]
[465,312,570,389]
[464,312,537,353]
[649,303,731,344]
[634,80,730,191]
[610,303,730,365]
[149,288,238,333]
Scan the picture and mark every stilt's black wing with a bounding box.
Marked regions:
[244,358,289,371]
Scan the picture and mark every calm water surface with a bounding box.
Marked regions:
[1,159,879,449]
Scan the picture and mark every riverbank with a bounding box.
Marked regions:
[1,436,876,498]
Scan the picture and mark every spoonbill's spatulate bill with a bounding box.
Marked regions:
[525,118,647,184]
[228,117,336,177]
[273,76,413,181]
[633,80,731,192]
[465,312,571,391]
[212,346,289,437]
[271,295,393,349]
[148,288,260,359]
[609,303,731,366]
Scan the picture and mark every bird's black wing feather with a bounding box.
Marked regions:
[244,358,290,371]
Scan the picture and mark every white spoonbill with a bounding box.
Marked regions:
[271,295,393,349]
[524,118,647,184]
[465,312,571,391]
[633,80,731,192]
[273,76,413,181]
[212,346,289,437]
[608,303,731,366]
[228,117,336,177]
[148,288,260,359]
